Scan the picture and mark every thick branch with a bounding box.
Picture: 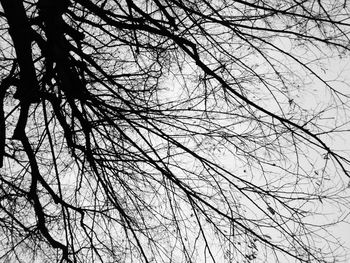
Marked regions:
[0,0,39,102]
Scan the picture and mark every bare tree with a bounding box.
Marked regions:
[0,0,350,262]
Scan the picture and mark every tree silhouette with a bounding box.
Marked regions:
[0,0,350,262]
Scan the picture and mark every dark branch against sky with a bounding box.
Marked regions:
[0,1,350,262]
